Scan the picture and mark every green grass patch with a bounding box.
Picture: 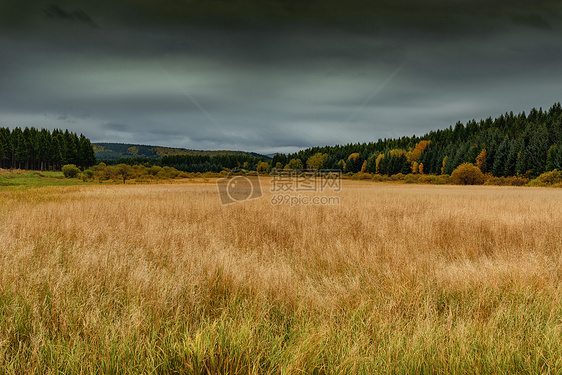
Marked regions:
[0,171,91,190]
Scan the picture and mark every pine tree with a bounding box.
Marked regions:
[11,128,24,169]
[546,145,559,172]
[504,140,518,177]
[64,130,78,165]
[525,125,549,177]
[492,137,509,177]
[555,145,562,170]
[0,131,6,169]
[38,130,50,171]
[82,137,97,168]
[51,135,63,170]
[399,155,410,174]
[1,128,12,169]
[24,128,34,170]
[77,134,89,168]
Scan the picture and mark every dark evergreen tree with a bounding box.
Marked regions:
[51,135,63,170]
[0,130,7,169]
[38,129,51,171]
[399,154,410,174]
[522,125,549,177]
[546,145,559,172]
[77,134,96,168]
[504,140,518,177]
[1,128,12,169]
[555,144,562,170]
[64,130,78,165]
[492,137,509,177]
[13,128,26,169]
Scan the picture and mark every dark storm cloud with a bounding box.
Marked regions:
[1,0,562,153]
[44,4,99,28]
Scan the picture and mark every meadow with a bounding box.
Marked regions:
[1,178,562,373]
[0,170,92,190]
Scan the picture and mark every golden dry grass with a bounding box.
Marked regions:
[1,179,562,373]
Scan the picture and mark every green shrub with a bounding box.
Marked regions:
[450,163,485,185]
[529,170,562,187]
[371,174,389,182]
[62,164,81,178]
[81,169,94,181]
[418,175,435,184]
[148,166,163,176]
[434,175,450,185]
[404,174,419,184]
[164,167,180,178]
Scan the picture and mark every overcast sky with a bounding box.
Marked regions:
[2,1,562,154]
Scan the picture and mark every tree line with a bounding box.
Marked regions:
[100,154,269,173]
[0,127,97,170]
[7,102,562,178]
[272,103,562,178]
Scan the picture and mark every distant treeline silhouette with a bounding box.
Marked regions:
[0,127,96,170]
[101,154,268,173]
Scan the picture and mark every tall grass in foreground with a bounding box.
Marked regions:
[1,181,562,373]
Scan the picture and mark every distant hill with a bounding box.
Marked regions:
[93,142,270,160]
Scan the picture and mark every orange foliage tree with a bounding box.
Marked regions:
[407,140,431,163]
[476,149,487,173]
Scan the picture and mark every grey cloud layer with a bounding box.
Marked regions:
[1,1,562,153]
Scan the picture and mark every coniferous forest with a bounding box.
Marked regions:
[272,103,562,178]
[0,127,96,170]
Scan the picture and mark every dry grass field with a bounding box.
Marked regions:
[1,179,562,373]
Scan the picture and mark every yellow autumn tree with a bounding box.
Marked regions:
[375,154,384,174]
[388,149,406,158]
[411,161,419,174]
[441,156,448,175]
[419,163,424,175]
[348,153,360,161]
[407,140,431,163]
[361,160,368,172]
[256,161,270,172]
